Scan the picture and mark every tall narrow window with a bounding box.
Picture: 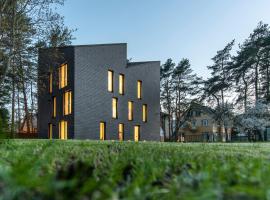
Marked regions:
[128,101,133,121]
[112,97,118,119]
[59,64,67,89]
[48,123,53,139]
[53,97,56,118]
[59,120,67,140]
[100,122,106,140]
[108,70,113,92]
[137,80,142,99]
[134,125,140,142]
[118,123,124,141]
[119,74,124,95]
[143,104,147,122]
[63,91,72,115]
[49,72,53,93]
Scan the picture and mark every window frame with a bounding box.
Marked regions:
[118,123,124,141]
[128,101,134,121]
[100,121,106,140]
[49,72,53,94]
[112,97,118,119]
[59,120,68,140]
[134,125,140,142]
[52,96,56,118]
[142,104,147,122]
[137,80,142,99]
[48,123,53,139]
[108,70,114,92]
[119,74,125,95]
[63,91,72,116]
[59,63,68,89]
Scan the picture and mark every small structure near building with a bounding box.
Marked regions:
[19,114,37,138]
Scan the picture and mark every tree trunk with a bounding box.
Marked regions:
[242,73,248,113]
[22,81,30,133]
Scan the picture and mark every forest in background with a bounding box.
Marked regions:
[160,22,270,139]
[0,0,74,137]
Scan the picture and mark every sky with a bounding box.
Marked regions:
[55,0,270,78]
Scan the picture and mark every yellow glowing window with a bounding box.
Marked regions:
[143,104,147,122]
[49,72,53,93]
[119,74,124,95]
[59,120,67,140]
[48,123,53,139]
[112,97,118,119]
[53,97,56,118]
[118,123,124,141]
[108,70,113,92]
[100,122,106,140]
[59,64,67,89]
[134,125,140,142]
[63,91,72,115]
[137,80,142,99]
[128,101,133,121]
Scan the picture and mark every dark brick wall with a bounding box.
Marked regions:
[74,44,160,141]
[38,43,160,141]
[38,47,75,139]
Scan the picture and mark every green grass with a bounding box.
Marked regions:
[0,140,270,200]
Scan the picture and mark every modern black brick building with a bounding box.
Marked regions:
[38,43,160,141]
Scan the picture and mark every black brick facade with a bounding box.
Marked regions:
[38,43,160,141]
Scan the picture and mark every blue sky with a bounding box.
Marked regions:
[56,0,270,78]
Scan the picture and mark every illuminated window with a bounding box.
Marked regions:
[59,64,67,89]
[143,104,147,122]
[48,123,53,139]
[119,74,124,95]
[112,97,118,119]
[63,91,72,115]
[134,125,140,142]
[118,123,124,141]
[137,80,142,99]
[53,97,56,118]
[128,101,133,121]
[59,120,67,140]
[49,72,53,93]
[108,70,113,92]
[100,122,106,140]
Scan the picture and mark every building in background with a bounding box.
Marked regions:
[38,43,160,141]
[179,102,232,142]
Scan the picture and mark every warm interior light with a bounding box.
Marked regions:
[143,104,147,122]
[118,123,124,141]
[108,70,113,92]
[112,98,118,119]
[59,64,67,89]
[137,80,142,99]
[100,122,105,140]
[134,125,140,142]
[119,74,124,95]
[128,101,133,121]
[59,121,67,139]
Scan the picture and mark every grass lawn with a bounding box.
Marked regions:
[0,140,269,200]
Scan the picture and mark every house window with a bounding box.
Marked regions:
[112,97,118,119]
[108,70,113,92]
[49,72,53,93]
[202,119,208,127]
[142,104,147,122]
[63,91,72,115]
[119,74,124,95]
[48,123,53,139]
[118,123,124,141]
[59,64,67,89]
[128,101,133,121]
[100,122,106,140]
[53,97,56,118]
[59,120,67,139]
[137,80,142,99]
[134,125,140,142]
[191,120,196,128]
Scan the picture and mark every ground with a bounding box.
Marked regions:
[0,140,269,200]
